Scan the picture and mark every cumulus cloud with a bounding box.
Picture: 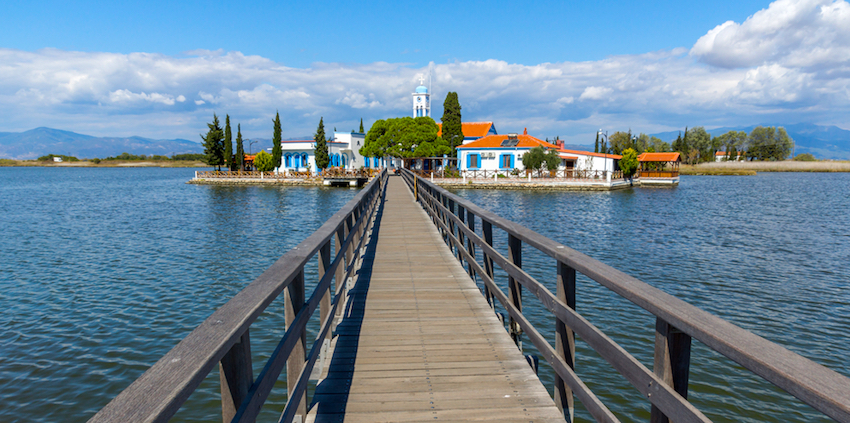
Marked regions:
[691,0,850,70]
[0,0,849,146]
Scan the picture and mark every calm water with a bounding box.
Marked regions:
[0,169,847,422]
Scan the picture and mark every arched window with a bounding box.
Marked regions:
[365,157,370,167]
[302,153,308,168]
[284,154,291,168]
[341,155,347,168]
[374,157,380,168]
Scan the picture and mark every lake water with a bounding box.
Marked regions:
[0,168,847,422]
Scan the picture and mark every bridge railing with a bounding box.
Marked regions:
[400,168,850,423]
[90,169,388,423]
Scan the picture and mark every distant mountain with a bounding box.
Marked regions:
[0,127,203,160]
[650,123,850,160]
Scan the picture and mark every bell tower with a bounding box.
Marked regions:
[412,76,430,118]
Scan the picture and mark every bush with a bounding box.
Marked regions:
[37,154,79,162]
[793,153,817,161]
[171,153,206,162]
[254,150,275,172]
[619,148,639,177]
[91,158,101,164]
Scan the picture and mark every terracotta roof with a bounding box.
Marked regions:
[638,152,680,162]
[715,151,743,156]
[559,148,622,160]
[456,134,559,149]
[437,122,495,138]
[559,155,579,160]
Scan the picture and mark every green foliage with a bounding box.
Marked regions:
[104,152,158,161]
[90,158,101,164]
[272,112,282,169]
[619,148,639,177]
[441,92,463,157]
[594,132,599,153]
[171,153,206,162]
[224,115,233,171]
[728,145,738,161]
[201,114,224,170]
[747,126,793,161]
[608,131,631,155]
[37,154,79,162]
[687,127,712,163]
[314,117,330,170]
[793,153,817,161]
[360,116,445,159]
[359,118,364,133]
[254,150,275,171]
[235,124,244,171]
[648,136,670,152]
[521,146,559,171]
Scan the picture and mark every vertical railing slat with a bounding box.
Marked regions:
[220,330,253,423]
[482,221,495,308]
[650,318,692,423]
[507,234,523,349]
[555,262,577,422]
[284,269,307,419]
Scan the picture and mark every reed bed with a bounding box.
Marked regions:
[681,160,850,174]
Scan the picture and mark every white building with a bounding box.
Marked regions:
[456,130,621,174]
[413,77,430,118]
[715,151,744,161]
[278,131,389,172]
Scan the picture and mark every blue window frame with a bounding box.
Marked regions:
[284,154,291,167]
[499,154,514,169]
[341,155,346,168]
[467,153,481,169]
[365,157,370,167]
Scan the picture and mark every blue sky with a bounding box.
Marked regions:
[1,0,848,144]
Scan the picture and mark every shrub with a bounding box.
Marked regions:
[91,158,101,164]
[793,153,817,161]
[254,150,275,172]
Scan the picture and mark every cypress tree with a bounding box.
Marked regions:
[595,133,599,153]
[201,114,224,171]
[441,92,463,158]
[235,124,244,171]
[272,111,282,170]
[223,115,233,171]
[359,118,364,133]
[314,117,330,170]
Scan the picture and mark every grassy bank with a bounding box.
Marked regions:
[681,160,850,175]
[0,159,208,167]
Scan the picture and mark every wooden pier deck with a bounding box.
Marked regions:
[308,176,563,422]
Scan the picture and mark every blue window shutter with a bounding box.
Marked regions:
[510,154,515,168]
[365,157,370,167]
[466,154,470,169]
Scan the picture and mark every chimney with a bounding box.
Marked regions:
[556,140,564,149]
[523,128,528,135]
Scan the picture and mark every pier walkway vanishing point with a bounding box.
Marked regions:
[91,169,850,423]
[308,175,563,422]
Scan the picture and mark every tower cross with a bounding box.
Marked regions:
[419,76,425,85]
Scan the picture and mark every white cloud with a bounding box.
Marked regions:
[1,0,849,148]
[691,0,850,70]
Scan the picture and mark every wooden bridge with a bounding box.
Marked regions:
[91,169,850,423]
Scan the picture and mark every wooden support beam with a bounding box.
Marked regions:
[507,234,523,348]
[482,221,495,308]
[318,240,332,341]
[555,262,576,423]
[284,269,307,419]
[651,318,692,423]
[220,329,253,423]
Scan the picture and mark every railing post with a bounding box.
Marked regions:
[465,211,475,279]
[650,318,692,423]
[482,221,495,308]
[285,269,307,419]
[447,198,456,250]
[507,234,522,349]
[334,224,346,327]
[555,262,576,422]
[220,329,253,423]
[319,240,332,342]
[457,205,466,264]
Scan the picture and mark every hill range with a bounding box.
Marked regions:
[1,123,849,161]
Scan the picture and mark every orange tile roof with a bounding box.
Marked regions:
[558,149,622,160]
[638,152,680,162]
[559,155,579,160]
[715,151,743,156]
[456,134,560,149]
[437,121,494,138]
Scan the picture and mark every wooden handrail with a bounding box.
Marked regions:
[90,169,388,423]
[400,168,850,422]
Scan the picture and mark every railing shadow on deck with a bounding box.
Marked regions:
[400,168,850,423]
[89,170,388,423]
[308,181,385,419]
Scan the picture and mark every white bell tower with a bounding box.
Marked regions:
[412,76,430,118]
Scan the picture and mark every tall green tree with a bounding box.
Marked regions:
[441,92,463,157]
[594,132,600,153]
[359,118,364,133]
[747,126,793,161]
[223,115,233,171]
[235,123,244,171]
[314,117,330,170]
[272,112,282,170]
[609,131,631,155]
[201,114,224,170]
[687,127,712,163]
[360,116,446,159]
[619,148,639,178]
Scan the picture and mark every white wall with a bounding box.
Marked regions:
[459,149,526,171]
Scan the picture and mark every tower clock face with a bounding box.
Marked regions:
[417,97,422,102]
